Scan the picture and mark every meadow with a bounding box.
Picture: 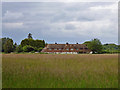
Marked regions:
[2,54,118,88]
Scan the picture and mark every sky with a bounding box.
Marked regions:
[2,2,118,45]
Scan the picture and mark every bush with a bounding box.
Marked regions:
[78,51,83,54]
[31,51,35,53]
[23,45,34,52]
[34,47,38,52]
[38,47,43,52]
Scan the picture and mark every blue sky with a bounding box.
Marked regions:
[2,2,118,45]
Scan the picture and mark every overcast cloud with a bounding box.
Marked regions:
[2,2,118,44]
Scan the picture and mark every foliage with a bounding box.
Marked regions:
[87,38,103,54]
[13,42,17,52]
[34,47,38,52]
[38,47,43,52]
[21,39,45,48]
[31,51,35,53]
[83,41,91,46]
[0,37,13,52]
[3,39,13,53]
[28,33,33,39]
[16,45,23,53]
[103,44,119,53]
[22,45,34,52]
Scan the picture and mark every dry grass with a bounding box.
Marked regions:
[2,54,118,88]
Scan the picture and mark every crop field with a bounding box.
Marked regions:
[2,54,118,88]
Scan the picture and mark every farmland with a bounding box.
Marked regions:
[2,54,118,88]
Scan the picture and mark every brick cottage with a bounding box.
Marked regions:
[41,43,91,54]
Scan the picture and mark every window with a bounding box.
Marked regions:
[66,49,69,50]
[54,49,57,50]
[85,48,88,49]
[76,49,79,50]
[49,49,52,50]
[80,48,83,49]
[71,49,73,50]
[59,49,62,50]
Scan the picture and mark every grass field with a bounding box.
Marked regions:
[2,54,118,88]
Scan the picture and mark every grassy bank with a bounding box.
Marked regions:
[2,54,118,88]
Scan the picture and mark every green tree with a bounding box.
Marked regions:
[16,45,23,53]
[3,39,13,53]
[28,33,33,39]
[13,42,17,52]
[43,40,45,47]
[0,37,13,52]
[87,38,103,54]
[83,41,91,46]
[103,43,119,53]
[21,39,45,48]
[22,45,34,52]
[118,45,120,50]
[38,47,43,52]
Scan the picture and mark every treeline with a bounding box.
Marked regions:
[83,39,120,54]
[0,33,46,53]
[0,33,119,54]
[102,44,120,53]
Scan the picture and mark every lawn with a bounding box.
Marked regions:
[2,54,118,88]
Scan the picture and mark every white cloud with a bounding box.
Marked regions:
[3,11,24,20]
[89,3,118,13]
[3,22,24,29]
[2,2,118,44]
[3,0,119,2]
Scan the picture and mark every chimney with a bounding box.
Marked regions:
[66,42,69,44]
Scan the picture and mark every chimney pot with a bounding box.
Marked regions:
[66,42,69,44]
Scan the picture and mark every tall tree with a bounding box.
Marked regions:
[43,40,45,47]
[13,42,17,52]
[83,41,91,46]
[28,33,33,39]
[87,38,103,54]
[3,39,13,53]
[16,45,23,53]
[21,39,45,48]
[1,37,13,52]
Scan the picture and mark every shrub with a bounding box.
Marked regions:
[38,47,43,52]
[23,45,34,52]
[34,47,38,52]
[31,51,35,53]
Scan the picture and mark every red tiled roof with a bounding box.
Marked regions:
[41,44,91,53]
